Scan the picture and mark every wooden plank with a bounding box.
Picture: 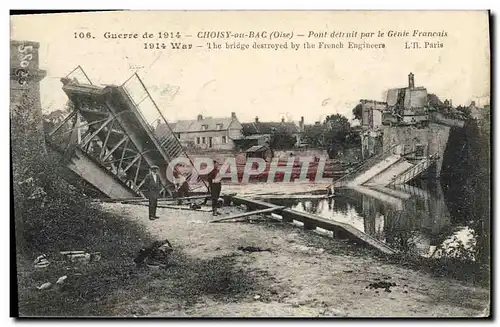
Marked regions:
[129,203,212,212]
[158,205,212,212]
[94,192,224,204]
[210,206,286,223]
[121,194,212,204]
[231,195,396,255]
[281,208,396,255]
[254,195,328,200]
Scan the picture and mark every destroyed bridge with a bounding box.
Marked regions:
[47,66,208,199]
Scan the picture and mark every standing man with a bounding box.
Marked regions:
[173,168,190,205]
[144,165,162,220]
[207,159,222,216]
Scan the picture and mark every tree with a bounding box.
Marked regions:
[323,114,351,158]
[269,127,296,150]
[303,124,325,148]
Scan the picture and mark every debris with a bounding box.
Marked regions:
[292,245,325,255]
[368,281,397,290]
[343,270,354,273]
[238,246,272,253]
[134,239,173,268]
[90,252,101,262]
[210,206,286,223]
[189,203,202,210]
[33,254,50,268]
[60,251,101,264]
[56,276,68,285]
[68,253,91,264]
[60,250,86,256]
[37,282,52,290]
[253,295,261,300]
[286,233,299,243]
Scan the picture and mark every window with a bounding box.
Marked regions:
[216,123,223,130]
[196,137,200,144]
[201,124,208,131]
[202,137,206,144]
[222,136,227,144]
[415,144,425,157]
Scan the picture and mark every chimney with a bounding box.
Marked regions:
[299,116,305,132]
[281,117,285,123]
[197,114,203,121]
[408,72,415,88]
[231,112,236,119]
[255,116,259,123]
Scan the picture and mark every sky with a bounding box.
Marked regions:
[10,11,490,125]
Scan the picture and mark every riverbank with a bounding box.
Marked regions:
[92,202,489,317]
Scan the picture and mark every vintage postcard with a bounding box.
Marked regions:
[10,10,490,318]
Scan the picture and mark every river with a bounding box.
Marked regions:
[267,179,487,261]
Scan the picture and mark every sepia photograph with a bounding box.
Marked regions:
[10,10,491,318]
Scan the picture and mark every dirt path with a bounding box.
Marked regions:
[101,202,489,317]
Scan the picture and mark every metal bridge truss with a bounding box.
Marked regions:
[47,66,208,199]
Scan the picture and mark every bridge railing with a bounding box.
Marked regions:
[121,73,208,192]
[332,144,401,188]
[65,65,93,85]
[389,152,439,186]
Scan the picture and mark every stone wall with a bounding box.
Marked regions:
[10,40,47,156]
[382,123,451,177]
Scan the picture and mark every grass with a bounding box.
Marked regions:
[15,206,264,317]
[16,208,153,317]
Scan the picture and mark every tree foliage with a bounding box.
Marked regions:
[324,114,352,158]
[302,124,325,148]
[301,113,358,158]
[269,128,296,150]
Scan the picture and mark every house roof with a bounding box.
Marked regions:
[155,116,239,138]
[242,121,300,135]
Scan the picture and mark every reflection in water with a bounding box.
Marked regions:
[269,182,476,259]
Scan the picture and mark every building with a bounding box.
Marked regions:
[239,116,304,148]
[468,101,488,120]
[385,72,429,126]
[360,99,386,130]
[358,73,436,159]
[155,112,243,150]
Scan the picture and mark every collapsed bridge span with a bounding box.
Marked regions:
[47,66,207,199]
